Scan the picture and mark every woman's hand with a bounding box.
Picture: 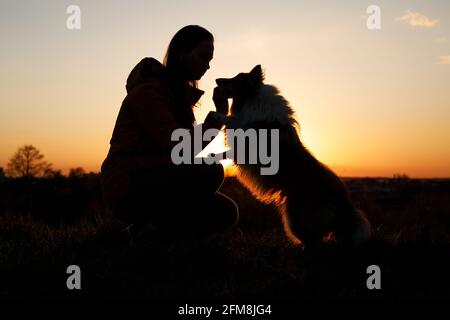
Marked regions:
[213,86,229,115]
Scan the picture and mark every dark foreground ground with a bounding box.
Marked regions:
[0,174,449,303]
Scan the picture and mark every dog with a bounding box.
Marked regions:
[210,65,371,250]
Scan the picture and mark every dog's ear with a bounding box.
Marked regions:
[249,65,265,84]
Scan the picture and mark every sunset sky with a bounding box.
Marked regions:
[1,0,449,178]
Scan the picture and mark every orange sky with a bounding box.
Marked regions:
[1,1,449,178]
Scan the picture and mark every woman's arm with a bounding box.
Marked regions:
[194,85,232,150]
[128,81,181,153]
[128,80,224,158]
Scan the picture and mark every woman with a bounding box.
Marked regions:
[101,25,238,246]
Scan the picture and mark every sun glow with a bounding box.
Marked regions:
[1,2,450,178]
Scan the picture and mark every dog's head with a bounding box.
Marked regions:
[215,65,265,112]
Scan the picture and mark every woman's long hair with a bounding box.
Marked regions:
[163,25,214,127]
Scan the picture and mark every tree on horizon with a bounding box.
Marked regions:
[43,167,64,179]
[6,145,52,178]
[68,167,85,178]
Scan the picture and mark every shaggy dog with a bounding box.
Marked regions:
[210,65,371,250]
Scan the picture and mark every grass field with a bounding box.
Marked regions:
[0,174,450,300]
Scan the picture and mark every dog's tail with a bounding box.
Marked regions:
[351,208,372,247]
[336,208,372,248]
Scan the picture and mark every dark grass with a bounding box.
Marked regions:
[0,175,450,301]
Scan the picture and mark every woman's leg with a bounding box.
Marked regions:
[121,163,236,235]
[155,191,239,238]
[130,162,224,197]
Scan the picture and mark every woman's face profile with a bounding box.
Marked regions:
[184,39,214,80]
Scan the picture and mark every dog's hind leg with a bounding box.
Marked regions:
[283,198,329,252]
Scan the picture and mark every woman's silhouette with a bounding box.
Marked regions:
[101,25,238,247]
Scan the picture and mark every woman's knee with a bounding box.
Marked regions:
[128,163,224,195]
[215,192,239,229]
[210,163,225,191]
[191,163,224,193]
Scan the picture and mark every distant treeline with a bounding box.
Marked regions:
[0,171,102,224]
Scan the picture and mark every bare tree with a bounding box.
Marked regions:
[43,168,63,179]
[6,145,52,178]
[68,167,85,178]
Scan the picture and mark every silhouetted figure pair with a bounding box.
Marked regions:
[101,26,238,245]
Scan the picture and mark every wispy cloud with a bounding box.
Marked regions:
[437,55,450,65]
[398,10,438,27]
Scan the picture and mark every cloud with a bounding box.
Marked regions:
[437,55,450,65]
[398,10,438,27]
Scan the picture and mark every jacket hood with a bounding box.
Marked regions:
[126,57,165,93]
[125,57,204,105]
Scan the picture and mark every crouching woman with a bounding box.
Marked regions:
[101,26,238,244]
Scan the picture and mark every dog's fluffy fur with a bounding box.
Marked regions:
[211,65,371,250]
